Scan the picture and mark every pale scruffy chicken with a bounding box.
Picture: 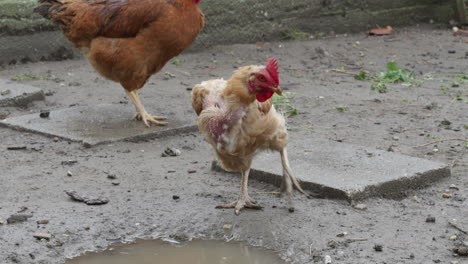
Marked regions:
[192,58,308,215]
[34,0,204,127]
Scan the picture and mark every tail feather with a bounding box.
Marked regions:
[33,0,63,20]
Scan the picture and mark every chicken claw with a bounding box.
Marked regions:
[216,196,263,215]
[134,112,168,127]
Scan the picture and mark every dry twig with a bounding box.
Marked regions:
[414,139,467,148]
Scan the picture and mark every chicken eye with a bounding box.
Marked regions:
[257,75,266,82]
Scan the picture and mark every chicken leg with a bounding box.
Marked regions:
[216,168,263,215]
[280,148,309,212]
[126,90,168,127]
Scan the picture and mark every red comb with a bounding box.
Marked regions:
[266,58,279,86]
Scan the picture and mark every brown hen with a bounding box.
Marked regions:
[34,0,204,126]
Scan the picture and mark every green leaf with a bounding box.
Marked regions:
[354,72,367,80]
[386,61,399,72]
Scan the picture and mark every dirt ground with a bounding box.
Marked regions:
[0,25,467,264]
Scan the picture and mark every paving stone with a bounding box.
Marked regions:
[0,79,44,107]
[0,104,197,146]
[214,138,450,201]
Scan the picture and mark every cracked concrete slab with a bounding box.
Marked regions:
[0,79,44,107]
[214,138,450,201]
[0,104,197,147]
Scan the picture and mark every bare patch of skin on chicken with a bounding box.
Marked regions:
[126,90,168,127]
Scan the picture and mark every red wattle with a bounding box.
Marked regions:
[256,90,274,102]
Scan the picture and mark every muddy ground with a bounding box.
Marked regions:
[0,25,467,264]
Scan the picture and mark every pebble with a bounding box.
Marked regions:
[223,224,232,231]
[36,220,49,225]
[336,232,348,237]
[449,184,459,190]
[65,190,109,205]
[442,193,452,198]
[39,111,50,118]
[172,195,180,200]
[449,235,457,241]
[188,169,197,174]
[33,232,52,240]
[53,137,59,142]
[0,217,4,225]
[425,216,436,223]
[7,214,33,224]
[0,89,11,96]
[454,247,468,256]
[67,171,73,177]
[373,244,383,252]
[161,147,181,157]
[107,174,117,180]
[353,203,367,210]
[324,255,332,264]
[453,194,466,202]
[111,182,120,186]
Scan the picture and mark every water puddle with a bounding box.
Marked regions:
[66,239,287,264]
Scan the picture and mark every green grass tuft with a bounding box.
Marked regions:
[272,92,298,116]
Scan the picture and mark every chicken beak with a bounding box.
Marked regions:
[272,86,282,96]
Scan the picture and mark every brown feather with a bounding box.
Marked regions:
[34,0,204,91]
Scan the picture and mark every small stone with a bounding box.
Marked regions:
[172,195,180,200]
[373,244,383,252]
[61,160,78,166]
[7,214,33,224]
[36,220,49,225]
[188,169,197,174]
[442,193,452,198]
[425,216,436,223]
[223,224,232,231]
[449,235,457,241]
[33,232,52,240]
[353,203,367,210]
[39,111,50,118]
[453,194,466,202]
[449,184,459,190]
[67,171,73,177]
[451,261,459,264]
[392,136,399,141]
[68,81,81,87]
[162,147,181,157]
[454,247,468,256]
[107,174,117,180]
[65,190,109,205]
[324,255,332,264]
[111,182,120,186]
[0,217,4,225]
[0,89,11,96]
[53,137,59,142]
[336,232,348,237]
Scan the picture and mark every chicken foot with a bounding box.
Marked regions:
[216,168,263,215]
[126,90,168,127]
[280,148,309,212]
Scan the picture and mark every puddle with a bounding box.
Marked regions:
[66,239,287,264]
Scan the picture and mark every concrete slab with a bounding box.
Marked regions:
[0,104,197,147]
[214,138,450,201]
[0,79,44,107]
